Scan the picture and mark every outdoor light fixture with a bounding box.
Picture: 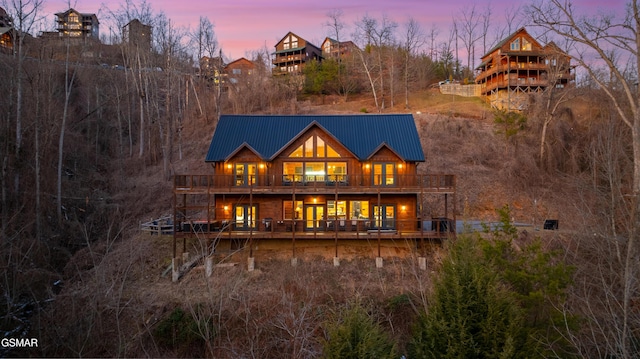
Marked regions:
[401,205,407,212]
[313,198,317,203]
[259,163,265,169]
[227,164,232,169]
[398,163,403,169]
[365,163,370,169]
[224,205,229,211]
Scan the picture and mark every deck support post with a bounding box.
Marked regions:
[247,257,255,271]
[333,257,340,267]
[182,252,189,263]
[375,257,383,268]
[291,257,298,267]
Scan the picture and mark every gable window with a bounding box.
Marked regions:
[289,135,341,158]
[522,38,531,51]
[373,163,395,186]
[510,38,520,51]
[284,135,346,184]
[323,42,331,54]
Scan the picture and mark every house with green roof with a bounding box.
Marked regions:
[173,114,456,270]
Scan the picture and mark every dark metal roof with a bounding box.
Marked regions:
[205,114,425,162]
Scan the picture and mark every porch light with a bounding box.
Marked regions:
[398,163,403,169]
[365,163,370,169]
[313,198,317,203]
[227,163,232,169]
[401,205,407,212]
[259,163,265,169]
[224,205,229,211]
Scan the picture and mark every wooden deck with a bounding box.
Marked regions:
[173,218,455,241]
[174,174,456,195]
[174,229,453,240]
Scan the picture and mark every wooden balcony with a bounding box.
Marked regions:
[476,62,560,83]
[173,217,455,241]
[174,174,456,195]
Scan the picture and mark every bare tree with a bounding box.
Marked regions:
[325,9,354,100]
[353,14,397,112]
[401,17,425,109]
[427,24,439,62]
[455,3,482,79]
[534,45,576,169]
[57,7,79,225]
[3,0,44,215]
[527,1,640,357]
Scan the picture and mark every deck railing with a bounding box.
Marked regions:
[174,217,455,239]
[174,174,455,193]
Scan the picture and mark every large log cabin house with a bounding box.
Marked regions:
[474,27,574,110]
[172,114,456,267]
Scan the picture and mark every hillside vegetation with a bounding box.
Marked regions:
[0,43,632,357]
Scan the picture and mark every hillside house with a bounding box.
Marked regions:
[54,8,99,40]
[272,31,322,75]
[123,19,151,51]
[0,7,12,53]
[321,37,358,60]
[173,114,456,268]
[475,27,574,110]
[224,57,256,84]
[200,55,225,83]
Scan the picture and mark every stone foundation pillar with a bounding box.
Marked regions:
[205,256,214,277]
[172,257,180,282]
[418,257,427,271]
[375,257,383,268]
[248,257,255,271]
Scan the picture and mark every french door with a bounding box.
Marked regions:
[373,205,395,229]
[305,205,325,230]
[235,205,256,230]
[373,163,395,186]
[235,163,257,186]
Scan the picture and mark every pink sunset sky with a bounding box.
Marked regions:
[41,0,625,61]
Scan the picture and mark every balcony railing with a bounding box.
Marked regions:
[173,217,456,240]
[174,174,456,193]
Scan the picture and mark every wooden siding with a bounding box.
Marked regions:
[475,28,573,110]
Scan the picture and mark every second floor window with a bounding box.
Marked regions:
[283,161,346,183]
